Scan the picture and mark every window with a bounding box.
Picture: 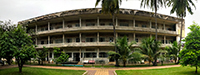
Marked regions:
[75,24,80,27]
[86,38,95,42]
[84,53,97,58]
[135,38,138,42]
[66,38,72,43]
[99,52,108,58]
[109,23,113,26]
[135,24,138,27]
[109,37,113,42]
[100,23,105,26]
[55,39,62,43]
[66,53,72,58]
[76,38,80,42]
[56,25,63,29]
[120,23,129,26]
[100,38,105,42]
[50,53,52,58]
[41,41,44,44]
[142,25,147,28]
[86,23,95,26]
[67,25,72,28]
[151,25,155,28]
[162,40,165,44]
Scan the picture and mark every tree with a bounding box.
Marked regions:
[0,20,16,65]
[36,46,48,65]
[140,0,167,66]
[179,22,200,74]
[139,37,162,66]
[167,0,196,63]
[53,47,69,64]
[95,0,122,66]
[108,36,136,67]
[165,41,180,64]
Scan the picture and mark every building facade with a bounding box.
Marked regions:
[19,8,184,64]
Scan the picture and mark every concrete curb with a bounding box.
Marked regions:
[82,70,88,75]
[114,70,117,75]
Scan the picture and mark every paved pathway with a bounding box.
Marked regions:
[0,65,180,75]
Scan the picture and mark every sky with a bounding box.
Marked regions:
[0,0,199,36]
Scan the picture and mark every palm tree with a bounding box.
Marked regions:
[140,0,167,66]
[167,0,196,63]
[95,0,122,66]
[165,41,180,64]
[108,36,136,67]
[140,37,162,66]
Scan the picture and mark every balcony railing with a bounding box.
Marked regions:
[35,26,177,35]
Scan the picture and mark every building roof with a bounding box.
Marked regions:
[18,8,181,25]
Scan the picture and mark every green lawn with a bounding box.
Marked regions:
[0,67,85,75]
[116,66,200,75]
[84,63,176,68]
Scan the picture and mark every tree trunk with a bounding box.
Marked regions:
[178,17,183,64]
[17,58,22,73]
[175,59,177,64]
[123,60,126,67]
[195,66,198,73]
[153,0,158,66]
[112,14,119,67]
[149,60,151,66]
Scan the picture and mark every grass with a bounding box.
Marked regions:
[116,66,200,75]
[84,63,176,68]
[0,67,85,75]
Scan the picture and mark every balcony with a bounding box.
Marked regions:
[36,26,177,35]
[36,42,171,48]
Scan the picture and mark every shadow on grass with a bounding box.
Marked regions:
[176,70,200,75]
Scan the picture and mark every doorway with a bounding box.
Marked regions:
[74,53,80,61]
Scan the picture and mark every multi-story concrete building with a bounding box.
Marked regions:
[18,8,185,64]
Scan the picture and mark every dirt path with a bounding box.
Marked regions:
[0,65,181,75]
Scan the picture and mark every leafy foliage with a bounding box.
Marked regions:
[95,0,121,15]
[179,22,200,73]
[108,36,137,67]
[0,20,16,64]
[53,47,69,63]
[139,37,163,65]
[165,41,180,63]
[36,46,48,65]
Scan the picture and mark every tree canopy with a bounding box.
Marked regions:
[179,22,200,73]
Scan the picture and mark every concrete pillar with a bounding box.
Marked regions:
[35,38,37,45]
[79,33,82,43]
[48,22,50,31]
[35,25,37,33]
[79,49,81,59]
[52,51,54,59]
[48,50,50,59]
[63,34,65,44]
[63,19,65,28]
[72,52,74,59]
[97,48,99,58]
[164,36,166,44]
[133,33,135,41]
[133,18,135,27]
[79,17,82,27]
[97,32,99,43]
[116,17,118,26]
[163,22,165,30]
[97,17,99,26]
[150,20,152,28]
[48,36,50,44]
